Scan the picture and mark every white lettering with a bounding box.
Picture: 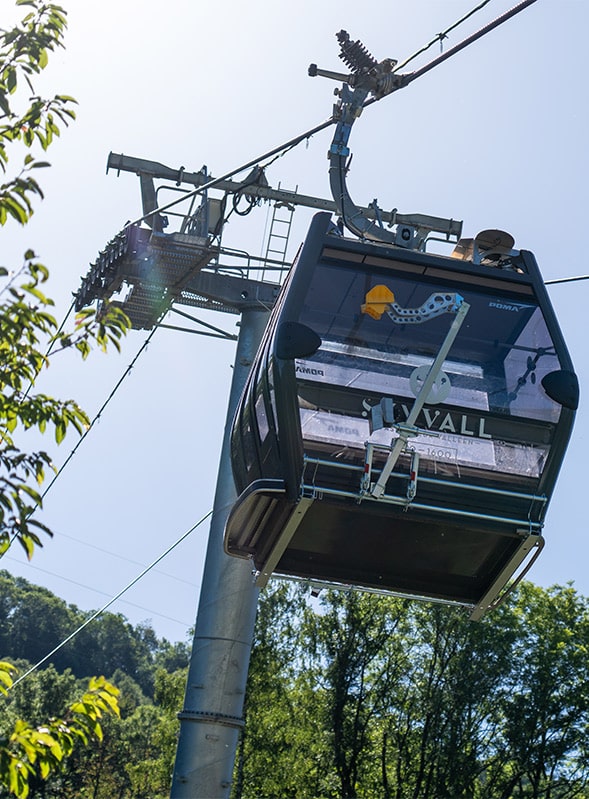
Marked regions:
[394,402,492,440]
[460,415,475,436]
[328,424,359,436]
[439,413,456,433]
[489,301,528,313]
[423,408,440,428]
[479,418,492,439]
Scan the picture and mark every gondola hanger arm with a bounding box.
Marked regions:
[311,1,540,244]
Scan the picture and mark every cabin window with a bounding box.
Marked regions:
[255,388,270,443]
[240,402,258,473]
[293,259,561,485]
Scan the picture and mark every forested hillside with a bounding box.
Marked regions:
[0,570,190,697]
[2,571,589,798]
[0,570,189,798]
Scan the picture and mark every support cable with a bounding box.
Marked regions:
[356,0,540,120]
[394,0,493,71]
[122,0,539,233]
[0,322,160,560]
[3,554,193,627]
[0,298,75,421]
[395,0,540,88]
[125,120,334,230]
[7,522,201,585]
[6,508,213,692]
[38,324,159,504]
[545,275,589,285]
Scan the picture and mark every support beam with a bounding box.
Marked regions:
[107,151,462,240]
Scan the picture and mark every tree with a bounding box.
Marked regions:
[0,0,129,561]
[305,591,411,799]
[232,583,335,799]
[36,668,184,798]
[0,661,119,799]
[490,583,589,799]
[237,582,589,799]
[0,2,127,794]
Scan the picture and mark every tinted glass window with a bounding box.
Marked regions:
[298,263,561,422]
[294,260,562,484]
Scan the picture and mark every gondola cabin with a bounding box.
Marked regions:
[224,213,578,618]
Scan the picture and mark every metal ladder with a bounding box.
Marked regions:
[262,187,297,281]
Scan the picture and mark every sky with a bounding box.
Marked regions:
[3,0,589,645]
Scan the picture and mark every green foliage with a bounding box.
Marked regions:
[0,3,144,796]
[0,574,193,797]
[0,571,189,698]
[0,663,119,799]
[0,0,130,560]
[5,573,589,799]
[234,581,589,799]
[0,1,75,226]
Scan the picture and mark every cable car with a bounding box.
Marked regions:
[224,212,578,618]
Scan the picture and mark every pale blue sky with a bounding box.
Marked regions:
[4,0,588,642]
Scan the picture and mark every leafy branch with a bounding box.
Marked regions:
[0,662,120,799]
[0,251,130,559]
[0,2,130,560]
[1,2,77,226]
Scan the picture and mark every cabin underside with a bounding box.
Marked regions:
[224,480,542,620]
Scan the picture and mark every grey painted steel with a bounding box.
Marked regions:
[170,308,269,799]
[301,482,543,530]
[255,497,315,588]
[107,152,462,240]
[303,455,548,503]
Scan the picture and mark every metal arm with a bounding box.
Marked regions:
[371,299,470,498]
[312,31,461,247]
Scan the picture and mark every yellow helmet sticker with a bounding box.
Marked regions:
[361,284,395,320]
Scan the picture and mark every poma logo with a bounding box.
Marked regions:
[296,365,325,376]
[488,301,529,313]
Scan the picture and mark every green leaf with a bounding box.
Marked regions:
[54,420,66,444]
[18,533,35,560]
[6,67,17,94]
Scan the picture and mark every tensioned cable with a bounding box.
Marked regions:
[545,275,589,285]
[363,0,540,115]
[124,120,334,230]
[122,1,538,232]
[0,321,161,560]
[404,0,538,83]
[394,0,493,71]
[6,507,213,691]
[3,554,193,626]
[34,528,199,587]
[1,0,553,599]
[0,297,76,425]
[40,324,159,501]
[0,297,80,557]
[2,0,569,566]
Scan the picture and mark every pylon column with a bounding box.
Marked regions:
[170,307,269,798]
